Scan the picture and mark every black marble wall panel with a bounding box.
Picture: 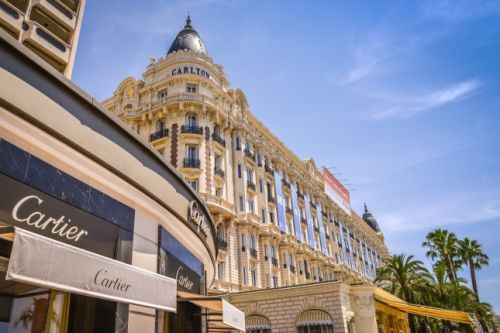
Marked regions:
[0,139,135,234]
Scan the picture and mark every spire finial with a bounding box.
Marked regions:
[364,202,368,213]
[186,13,192,27]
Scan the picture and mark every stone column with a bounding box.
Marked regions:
[350,286,378,333]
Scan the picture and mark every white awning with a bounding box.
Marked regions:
[178,291,245,332]
[5,227,177,312]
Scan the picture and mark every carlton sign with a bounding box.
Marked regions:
[171,66,210,79]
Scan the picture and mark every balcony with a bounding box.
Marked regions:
[183,158,200,169]
[264,164,274,176]
[271,257,278,267]
[290,265,296,274]
[0,1,23,38]
[21,21,70,72]
[217,238,228,251]
[181,125,203,135]
[32,0,78,29]
[212,133,226,147]
[244,149,255,161]
[149,128,168,142]
[305,272,311,279]
[4,0,28,13]
[247,180,256,192]
[214,166,225,178]
[267,196,275,204]
[249,248,258,258]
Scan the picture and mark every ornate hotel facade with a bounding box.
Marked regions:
[102,16,389,295]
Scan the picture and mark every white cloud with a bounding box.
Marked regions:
[379,195,500,232]
[421,0,500,22]
[368,79,481,120]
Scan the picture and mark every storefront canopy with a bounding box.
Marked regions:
[374,287,474,325]
[178,291,245,332]
[2,227,177,312]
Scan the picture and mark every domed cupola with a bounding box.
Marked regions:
[168,15,208,56]
[362,203,381,233]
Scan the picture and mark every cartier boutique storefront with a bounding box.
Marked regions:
[0,31,244,333]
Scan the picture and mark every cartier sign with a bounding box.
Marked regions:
[188,200,209,239]
[0,173,119,258]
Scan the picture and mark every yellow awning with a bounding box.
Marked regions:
[374,288,473,324]
[246,315,271,330]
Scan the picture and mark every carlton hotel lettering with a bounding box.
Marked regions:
[171,66,210,79]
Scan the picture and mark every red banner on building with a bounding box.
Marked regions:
[322,167,351,215]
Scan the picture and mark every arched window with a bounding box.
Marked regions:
[246,315,271,333]
[216,224,225,241]
[296,309,334,333]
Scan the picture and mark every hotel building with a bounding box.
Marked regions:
[0,28,244,333]
[102,16,389,295]
[0,0,86,77]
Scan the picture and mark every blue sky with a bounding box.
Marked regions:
[73,0,500,311]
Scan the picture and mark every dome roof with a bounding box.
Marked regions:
[167,15,208,56]
[362,203,381,232]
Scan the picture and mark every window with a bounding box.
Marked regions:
[249,235,255,250]
[216,224,225,240]
[185,113,197,127]
[239,196,244,212]
[264,244,269,258]
[297,310,334,333]
[218,262,225,280]
[189,179,198,191]
[215,154,222,168]
[271,246,276,259]
[272,276,278,288]
[247,168,254,182]
[259,178,263,193]
[237,164,242,178]
[261,209,266,223]
[248,198,255,213]
[158,89,167,99]
[185,145,198,159]
[266,274,270,288]
[216,187,223,197]
[235,136,241,150]
[256,153,262,166]
[269,212,275,224]
[251,269,257,287]
[241,233,246,250]
[186,83,198,93]
[156,120,165,131]
[242,267,247,285]
[214,125,220,136]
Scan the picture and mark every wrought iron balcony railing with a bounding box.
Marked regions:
[271,257,278,267]
[183,158,200,168]
[247,180,256,191]
[181,125,203,134]
[212,133,226,147]
[149,128,169,141]
[214,166,225,178]
[217,238,228,251]
[250,248,258,258]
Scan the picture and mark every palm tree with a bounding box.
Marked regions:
[422,229,460,282]
[375,253,432,332]
[458,237,489,299]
